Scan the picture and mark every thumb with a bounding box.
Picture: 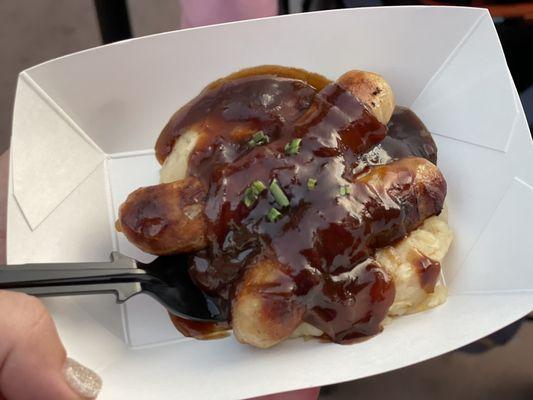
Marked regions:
[0,291,102,400]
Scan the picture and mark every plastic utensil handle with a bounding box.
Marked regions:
[0,259,146,301]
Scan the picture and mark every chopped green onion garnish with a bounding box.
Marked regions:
[243,189,255,207]
[251,180,266,193]
[248,131,269,148]
[243,180,266,207]
[284,138,302,155]
[339,185,351,196]
[307,178,317,190]
[269,180,290,208]
[266,207,282,222]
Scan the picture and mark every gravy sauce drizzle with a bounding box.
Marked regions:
[159,66,441,342]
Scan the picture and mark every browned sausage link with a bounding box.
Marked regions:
[353,156,446,250]
[155,69,393,167]
[232,158,445,348]
[336,70,395,125]
[117,177,208,255]
[232,259,306,348]
[155,66,332,165]
[294,159,444,344]
[232,255,395,348]
[118,156,444,258]
[155,75,319,166]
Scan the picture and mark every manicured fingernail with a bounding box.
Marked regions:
[63,357,102,399]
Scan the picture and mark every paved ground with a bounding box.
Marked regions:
[1,1,532,398]
[0,0,180,153]
[321,322,533,400]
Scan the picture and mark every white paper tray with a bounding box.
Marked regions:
[7,7,533,399]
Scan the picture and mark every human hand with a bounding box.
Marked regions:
[0,151,318,400]
[0,151,102,400]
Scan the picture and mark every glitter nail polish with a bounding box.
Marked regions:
[64,357,102,399]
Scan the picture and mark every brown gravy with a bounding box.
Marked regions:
[407,249,441,294]
[169,314,230,340]
[157,66,441,342]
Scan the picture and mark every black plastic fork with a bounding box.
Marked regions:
[0,252,225,322]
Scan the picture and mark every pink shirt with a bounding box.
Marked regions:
[180,0,278,28]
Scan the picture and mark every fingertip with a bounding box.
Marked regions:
[63,358,102,399]
[0,292,101,399]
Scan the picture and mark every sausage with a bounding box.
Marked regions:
[337,70,395,125]
[158,70,395,183]
[117,177,207,254]
[232,259,305,348]
[231,157,446,348]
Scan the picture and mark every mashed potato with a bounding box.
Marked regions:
[161,128,454,342]
[291,208,453,339]
[378,208,452,317]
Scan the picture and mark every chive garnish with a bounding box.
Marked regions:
[248,131,269,148]
[243,189,256,207]
[339,185,351,196]
[266,208,282,222]
[251,180,266,193]
[284,138,302,155]
[307,178,317,190]
[243,180,266,207]
[269,179,289,208]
